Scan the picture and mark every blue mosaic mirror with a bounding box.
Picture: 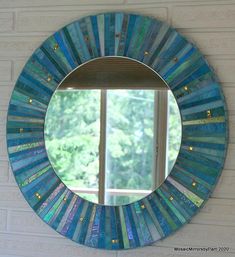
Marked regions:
[6,12,228,250]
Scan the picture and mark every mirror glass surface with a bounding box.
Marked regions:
[44,57,182,205]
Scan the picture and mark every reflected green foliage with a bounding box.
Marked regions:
[45,89,181,205]
[45,90,100,191]
[106,90,154,205]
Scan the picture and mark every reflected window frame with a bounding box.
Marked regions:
[51,87,177,205]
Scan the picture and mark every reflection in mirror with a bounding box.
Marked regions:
[44,57,182,205]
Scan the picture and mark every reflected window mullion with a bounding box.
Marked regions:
[98,89,107,204]
[155,90,168,186]
[152,90,158,190]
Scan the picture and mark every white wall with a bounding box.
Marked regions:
[0,0,235,256]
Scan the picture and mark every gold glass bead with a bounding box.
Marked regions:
[53,44,59,50]
[79,217,84,222]
[189,146,193,151]
[35,192,41,199]
[112,239,118,244]
[19,128,24,133]
[207,110,211,118]
[144,51,149,56]
[169,196,174,201]
[63,197,67,201]
[47,76,52,82]
[28,98,33,104]
[173,57,178,62]
[184,86,188,91]
[141,204,145,209]
[192,181,197,187]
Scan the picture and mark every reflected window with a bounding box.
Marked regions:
[44,57,182,205]
[45,89,181,205]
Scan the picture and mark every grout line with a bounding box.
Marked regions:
[167,4,173,25]
[12,11,16,32]
[1,29,235,37]
[10,0,235,7]
[0,230,61,239]
[0,2,129,10]
[5,209,10,232]
[189,221,235,228]
[10,60,14,83]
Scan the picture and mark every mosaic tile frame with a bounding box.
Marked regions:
[6,12,228,250]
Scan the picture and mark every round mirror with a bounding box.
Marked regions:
[44,57,182,205]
